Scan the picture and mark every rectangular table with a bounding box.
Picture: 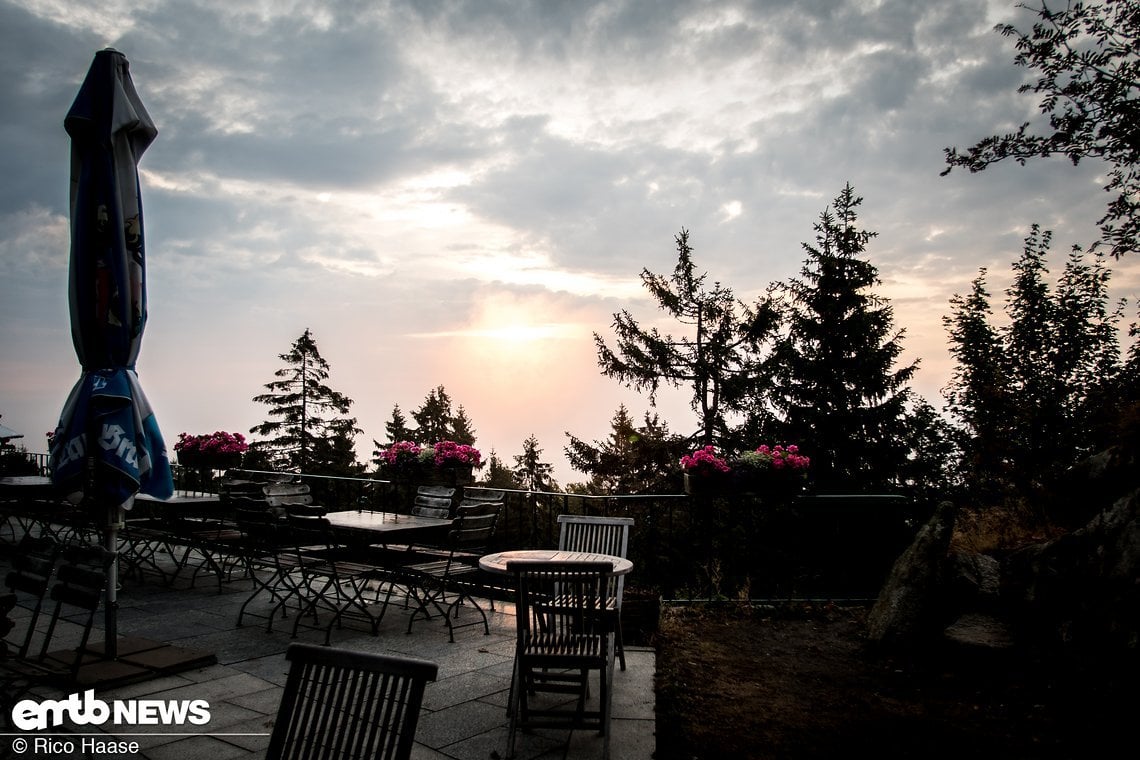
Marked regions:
[323,510,453,556]
[1,475,89,544]
[324,509,451,535]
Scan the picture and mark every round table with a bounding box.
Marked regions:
[478,548,633,576]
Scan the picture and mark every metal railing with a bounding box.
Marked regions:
[0,450,50,477]
[171,467,923,601]
[3,457,922,600]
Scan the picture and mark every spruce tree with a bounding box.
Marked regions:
[250,328,361,472]
[481,449,519,489]
[944,228,1126,496]
[513,434,555,492]
[371,404,414,468]
[411,385,456,443]
[564,405,685,494]
[594,229,781,448]
[452,406,477,446]
[771,184,917,490]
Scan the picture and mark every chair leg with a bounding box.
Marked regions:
[323,576,389,645]
[602,661,613,760]
[507,658,522,758]
[444,592,489,643]
[616,612,626,671]
[238,563,301,631]
[404,577,449,634]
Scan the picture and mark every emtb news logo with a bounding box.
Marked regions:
[11,690,211,730]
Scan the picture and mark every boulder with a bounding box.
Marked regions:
[943,611,1014,651]
[866,500,957,647]
[1004,488,1140,656]
[1056,443,1138,525]
[946,550,1002,612]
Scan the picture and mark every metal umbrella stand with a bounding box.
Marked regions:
[50,48,173,660]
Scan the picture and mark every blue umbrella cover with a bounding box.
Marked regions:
[50,48,173,508]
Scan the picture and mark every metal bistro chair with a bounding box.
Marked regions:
[268,642,438,760]
[402,502,500,641]
[557,514,634,670]
[234,508,309,633]
[3,535,61,658]
[285,512,394,645]
[507,560,617,760]
[1,543,115,683]
[370,485,457,566]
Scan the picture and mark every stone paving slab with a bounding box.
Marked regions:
[3,552,656,760]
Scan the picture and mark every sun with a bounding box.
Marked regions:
[462,299,582,346]
[473,322,565,343]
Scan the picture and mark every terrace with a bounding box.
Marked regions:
[1,461,919,760]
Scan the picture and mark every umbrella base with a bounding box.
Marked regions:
[48,636,216,689]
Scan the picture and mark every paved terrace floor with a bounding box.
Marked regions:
[2,545,656,760]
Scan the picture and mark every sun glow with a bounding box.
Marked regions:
[414,301,584,346]
[467,322,576,343]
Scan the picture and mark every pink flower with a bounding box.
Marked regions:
[380,441,422,466]
[681,445,731,476]
[433,441,483,468]
[748,444,811,472]
[174,431,248,455]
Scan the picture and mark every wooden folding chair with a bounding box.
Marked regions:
[557,514,634,670]
[268,642,437,760]
[507,559,617,760]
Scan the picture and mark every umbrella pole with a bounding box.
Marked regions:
[105,501,121,660]
[87,418,119,661]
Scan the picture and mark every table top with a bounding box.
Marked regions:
[324,509,452,535]
[0,475,58,494]
[478,549,633,576]
[0,479,222,507]
[135,491,223,506]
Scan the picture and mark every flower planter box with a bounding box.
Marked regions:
[178,450,242,471]
[732,472,806,501]
[683,472,731,496]
[424,466,474,487]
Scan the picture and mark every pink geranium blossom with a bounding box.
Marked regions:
[174,431,248,456]
[433,440,483,468]
[680,445,731,477]
[378,440,422,468]
[753,444,810,471]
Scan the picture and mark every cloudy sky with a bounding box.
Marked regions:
[1,0,1137,486]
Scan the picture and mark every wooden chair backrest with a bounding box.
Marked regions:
[412,485,455,519]
[268,642,438,760]
[557,515,633,558]
[508,560,614,640]
[556,514,634,607]
[449,502,500,551]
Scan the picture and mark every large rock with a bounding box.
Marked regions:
[946,550,1002,612]
[1004,488,1140,655]
[866,500,957,647]
[1056,443,1139,525]
[866,443,1138,664]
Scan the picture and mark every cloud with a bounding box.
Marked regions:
[1,0,1136,485]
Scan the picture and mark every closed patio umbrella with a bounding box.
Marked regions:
[50,48,173,658]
